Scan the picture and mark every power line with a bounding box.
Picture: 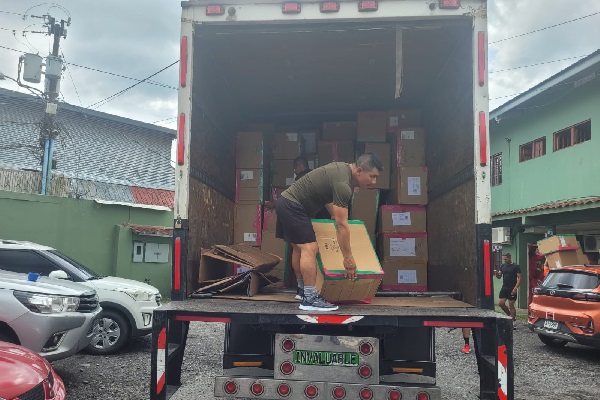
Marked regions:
[0,10,26,16]
[489,54,589,74]
[0,44,22,52]
[66,62,177,90]
[152,116,177,124]
[491,10,600,44]
[61,51,83,106]
[87,60,179,109]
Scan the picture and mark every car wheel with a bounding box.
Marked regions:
[86,310,131,355]
[537,334,568,348]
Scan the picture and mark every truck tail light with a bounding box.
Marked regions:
[278,383,291,397]
[360,388,373,400]
[332,386,346,399]
[388,389,402,400]
[417,392,430,400]
[320,2,340,12]
[177,113,185,165]
[439,0,460,9]
[280,361,294,375]
[358,1,378,12]
[206,5,225,15]
[305,385,318,398]
[359,341,373,355]
[223,381,238,395]
[358,364,372,378]
[251,382,264,396]
[282,2,301,14]
[282,338,296,352]
[179,36,187,88]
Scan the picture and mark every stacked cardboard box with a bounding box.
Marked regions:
[537,235,588,269]
[350,187,380,245]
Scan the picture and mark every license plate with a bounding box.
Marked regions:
[293,350,359,367]
[543,320,559,330]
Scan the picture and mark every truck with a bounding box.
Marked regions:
[150,0,515,399]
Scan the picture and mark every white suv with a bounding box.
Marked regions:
[0,240,161,355]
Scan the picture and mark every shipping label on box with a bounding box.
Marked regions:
[235,168,264,204]
[357,111,387,142]
[313,220,383,302]
[380,260,428,291]
[380,232,428,262]
[273,132,303,160]
[379,205,426,233]
[390,167,428,205]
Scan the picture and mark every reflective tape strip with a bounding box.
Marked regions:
[156,327,166,394]
[296,315,364,324]
[498,344,508,400]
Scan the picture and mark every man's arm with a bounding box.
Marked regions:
[327,203,356,280]
[512,272,522,295]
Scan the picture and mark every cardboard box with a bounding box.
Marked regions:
[364,142,391,189]
[380,232,428,262]
[245,123,275,136]
[317,141,355,165]
[389,167,428,205]
[322,121,356,141]
[261,231,291,287]
[313,220,383,303]
[271,159,295,188]
[235,169,264,204]
[350,188,380,245]
[389,128,426,167]
[380,261,428,291]
[379,205,426,233]
[387,109,422,132]
[357,112,387,142]
[234,204,263,246]
[236,132,264,169]
[273,132,303,160]
[545,249,588,269]
[196,244,281,297]
[537,235,581,255]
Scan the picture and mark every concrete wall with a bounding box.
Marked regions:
[0,190,172,295]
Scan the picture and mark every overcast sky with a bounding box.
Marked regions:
[1,0,599,131]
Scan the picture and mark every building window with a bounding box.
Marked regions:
[553,120,591,151]
[491,153,502,187]
[519,137,546,162]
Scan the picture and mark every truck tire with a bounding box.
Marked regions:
[86,310,131,355]
[537,334,568,348]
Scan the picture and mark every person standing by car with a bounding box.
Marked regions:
[495,253,521,329]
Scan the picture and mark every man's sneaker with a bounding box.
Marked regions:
[295,287,304,301]
[299,295,339,312]
[462,344,471,354]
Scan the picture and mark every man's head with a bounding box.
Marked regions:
[502,253,512,264]
[293,156,310,176]
[353,153,383,189]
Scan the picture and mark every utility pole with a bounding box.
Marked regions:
[39,16,68,195]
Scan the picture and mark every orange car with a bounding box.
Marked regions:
[528,265,600,348]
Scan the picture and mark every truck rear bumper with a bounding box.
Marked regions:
[214,376,441,399]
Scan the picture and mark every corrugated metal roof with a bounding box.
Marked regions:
[130,186,174,209]
[493,197,600,217]
[0,88,175,191]
[124,223,173,237]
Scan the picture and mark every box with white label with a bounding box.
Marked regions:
[389,166,428,205]
[271,159,296,188]
[273,132,303,160]
[379,232,428,262]
[380,261,428,291]
[387,109,422,132]
[234,204,263,246]
[235,168,265,204]
[379,205,426,233]
[388,128,425,167]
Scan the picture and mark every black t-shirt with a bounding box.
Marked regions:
[501,263,521,290]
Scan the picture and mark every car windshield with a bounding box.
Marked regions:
[45,250,102,280]
[542,270,600,290]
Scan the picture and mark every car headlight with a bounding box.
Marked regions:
[13,291,80,314]
[117,288,155,302]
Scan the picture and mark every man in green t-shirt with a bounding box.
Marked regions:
[275,153,383,311]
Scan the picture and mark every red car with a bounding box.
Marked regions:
[528,265,600,348]
[0,340,65,400]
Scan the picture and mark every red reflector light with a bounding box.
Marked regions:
[478,111,487,166]
[282,2,301,14]
[417,392,430,400]
[439,0,460,8]
[177,113,185,165]
[173,237,181,291]
[320,2,340,12]
[360,387,373,400]
[305,385,318,398]
[206,5,225,15]
[278,383,291,397]
[332,386,346,399]
[388,389,402,400]
[251,382,264,396]
[179,36,187,88]
[224,381,238,394]
[282,338,295,352]
[280,361,294,375]
[359,341,373,355]
[358,365,372,378]
[358,1,378,11]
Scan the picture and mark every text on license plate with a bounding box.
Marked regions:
[293,350,359,367]
[543,320,559,330]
